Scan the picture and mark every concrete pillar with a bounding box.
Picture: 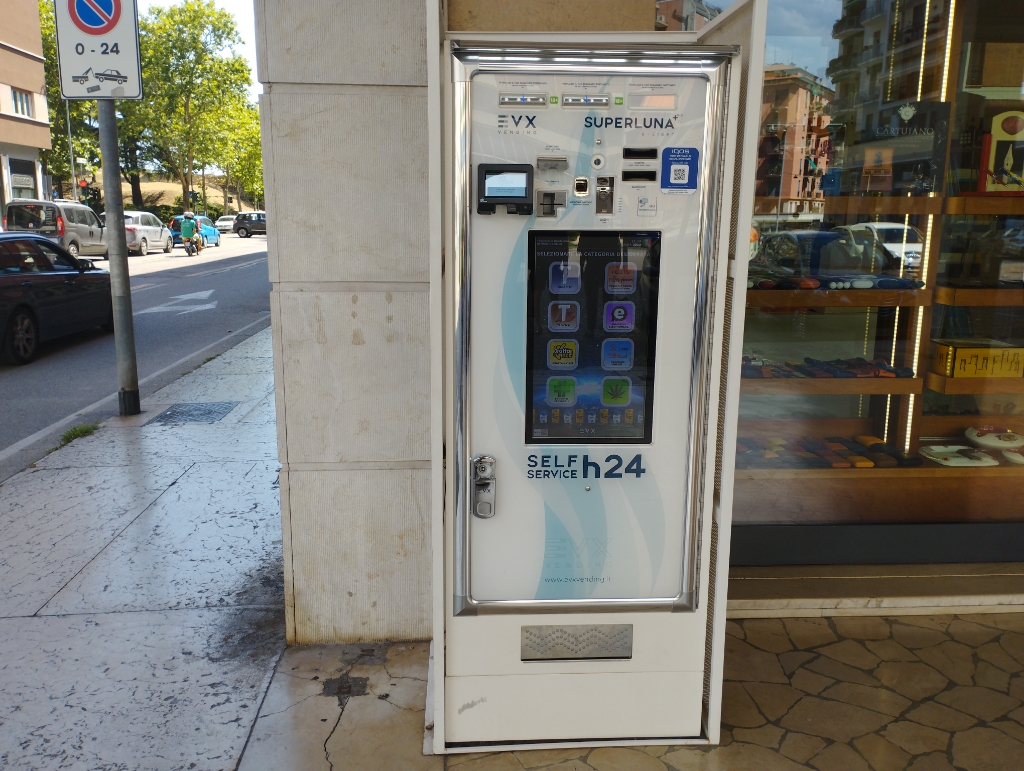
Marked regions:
[255,0,431,643]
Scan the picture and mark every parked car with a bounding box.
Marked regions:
[843,222,925,269]
[169,215,222,248]
[214,215,236,233]
[759,230,900,278]
[3,199,107,259]
[0,232,111,364]
[101,210,173,255]
[233,211,266,238]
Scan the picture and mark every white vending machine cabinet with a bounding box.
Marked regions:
[438,22,761,749]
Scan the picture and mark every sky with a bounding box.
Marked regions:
[715,0,843,87]
[138,0,261,100]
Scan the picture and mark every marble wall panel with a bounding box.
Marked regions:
[286,468,431,643]
[255,0,426,87]
[262,90,429,284]
[277,290,430,463]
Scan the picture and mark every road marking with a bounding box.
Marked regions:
[186,257,267,277]
[0,314,271,465]
[136,290,218,315]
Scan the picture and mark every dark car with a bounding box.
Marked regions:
[759,229,901,277]
[233,211,266,238]
[0,233,111,364]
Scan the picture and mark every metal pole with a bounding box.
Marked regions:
[65,100,77,201]
[98,99,141,416]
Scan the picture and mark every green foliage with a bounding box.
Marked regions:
[38,0,99,195]
[139,0,252,208]
[226,104,263,208]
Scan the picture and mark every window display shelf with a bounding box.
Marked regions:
[820,196,945,217]
[933,287,1024,307]
[736,465,1024,480]
[924,373,1024,395]
[943,197,1024,216]
[746,289,931,308]
[740,377,923,396]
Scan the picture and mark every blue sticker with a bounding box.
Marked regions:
[661,147,699,193]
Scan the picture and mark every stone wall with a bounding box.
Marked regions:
[256,0,432,644]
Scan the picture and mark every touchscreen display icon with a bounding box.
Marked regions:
[548,340,579,370]
[601,377,632,406]
[546,377,577,406]
[548,301,580,332]
[549,261,582,294]
[605,262,637,294]
[603,301,635,332]
[601,339,634,371]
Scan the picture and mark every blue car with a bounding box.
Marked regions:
[170,215,222,248]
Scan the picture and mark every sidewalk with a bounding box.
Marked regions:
[4,328,1024,770]
[0,328,284,770]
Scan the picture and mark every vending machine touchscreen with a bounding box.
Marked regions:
[527,231,660,444]
[443,40,739,748]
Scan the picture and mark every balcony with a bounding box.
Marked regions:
[860,1,886,24]
[832,14,863,39]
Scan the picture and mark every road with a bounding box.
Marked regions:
[0,233,271,473]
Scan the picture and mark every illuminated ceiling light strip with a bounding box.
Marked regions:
[917,0,933,101]
[940,0,957,100]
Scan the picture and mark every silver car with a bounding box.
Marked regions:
[215,215,236,233]
[4,199,108,259]
[117,210,173,255]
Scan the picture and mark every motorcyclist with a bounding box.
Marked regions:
[180,211,203,252]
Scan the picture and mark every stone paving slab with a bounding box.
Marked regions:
[237,614,1024,771]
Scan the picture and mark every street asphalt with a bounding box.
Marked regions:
[0,232,272,481]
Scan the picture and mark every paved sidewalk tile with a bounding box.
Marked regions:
[0,328,285,770]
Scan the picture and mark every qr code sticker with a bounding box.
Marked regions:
[671,164,689,184]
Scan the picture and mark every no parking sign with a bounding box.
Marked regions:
[55,0,142,99]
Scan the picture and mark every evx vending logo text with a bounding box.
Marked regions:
[497,114,537,132]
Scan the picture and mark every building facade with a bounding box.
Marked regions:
[0,0,51,208]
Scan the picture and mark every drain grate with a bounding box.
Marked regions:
[149,402,240,425]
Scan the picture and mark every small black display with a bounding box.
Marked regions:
[477,163,534,214]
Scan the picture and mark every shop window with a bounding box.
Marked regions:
[725,0,1024,559]
[8,159,38,200]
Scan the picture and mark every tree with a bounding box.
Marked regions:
[227,103,263,210]
[38,0,99,198]
[138,0,250,208]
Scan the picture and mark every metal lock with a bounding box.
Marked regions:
[472,455,496,518]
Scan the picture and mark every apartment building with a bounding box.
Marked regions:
[0,0,51,208]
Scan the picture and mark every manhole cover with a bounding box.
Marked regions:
[149,402,240,425]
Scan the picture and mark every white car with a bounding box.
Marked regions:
[215,215,236,233]
[844,222,925,269]
[103,210,173,255]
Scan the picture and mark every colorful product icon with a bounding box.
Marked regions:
[546,376,577,406]
[551,409,561,423]
[575,408,584,423]
[601,376,632,406]
[601,338,634,371]
[548,339,579,370]
[599,409,609,424]
[605,262,637,294]
[625,408,634,424]
[548,301,580,332]
[549,261,582,294]
[603,301,635,332]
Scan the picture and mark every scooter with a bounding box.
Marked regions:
[183,236,198,256]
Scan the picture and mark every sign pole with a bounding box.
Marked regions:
[65,100,78,201]
[98,99,140,415]
[55,0,144,416]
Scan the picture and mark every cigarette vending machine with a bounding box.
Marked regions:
[438,23,758,750]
